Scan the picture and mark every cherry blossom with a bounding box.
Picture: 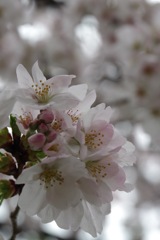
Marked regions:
[75,104,126,159]
[16,156,87,216]
[12,103,39,134]
[16,61,87,109]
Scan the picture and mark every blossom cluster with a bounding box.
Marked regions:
[0,62,135,237]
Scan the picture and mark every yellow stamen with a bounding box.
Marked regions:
[85,129,105,150]
[40,167,64,188]
[86,161,108,181]
[52,118,63,132]
[31,80,54,103]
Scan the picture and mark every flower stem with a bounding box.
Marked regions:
[9,205,20,240]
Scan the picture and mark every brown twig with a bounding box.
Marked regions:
[9,205,20,240]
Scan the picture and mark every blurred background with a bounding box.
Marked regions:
[1,0,160,239]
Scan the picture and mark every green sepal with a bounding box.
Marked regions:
[10,115,21,138]
[26,129,36,138]
[0,152,16,175]
[20,136,42,164]
[0,128,12,148]
[0,153,8,169]
[36,151,46,159]
[0,180,16,205]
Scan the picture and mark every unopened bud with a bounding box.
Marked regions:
[29,119,39,131]
[38,109,54,124]
[38,123,49,133]
[46,130,57,142]
[28,133,46,150]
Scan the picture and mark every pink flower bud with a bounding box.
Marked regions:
[46,130,57,142]
[38,109,54,124]
[28,133,46,150]
[38,123,49,133]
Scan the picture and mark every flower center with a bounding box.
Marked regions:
[40,167,64,188]
[67,109,80,124]
[85,130,104,150]
[52,118,63,132]
[48,144,59,152]
[86,161,111,181]
[18,109,33,129]
[31,80,54,103]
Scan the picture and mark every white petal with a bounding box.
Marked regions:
[118,182,134,192]
[95,106,114,122]
[38,204,60,223]
[16,164,42,184]
[80,201,104,237]
[18,181,46,216]
[48,75,74,89]
[106,129,126,152]
[56,203,84,231]
[47,179,80,209]
[106,167,126,191]
[98,181,113,203]
[16,64,33,88]
[100,202,111,215]
[118,141,136,166]
[77,178,101,206]
[32,61,46,83]
[67,84,88,101]
[57,157,87,179]
[82,104,106,130]
[72,90,96,114]
[52,93,79,110]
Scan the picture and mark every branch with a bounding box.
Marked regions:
[9,205,20,240]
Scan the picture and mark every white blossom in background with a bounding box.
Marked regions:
[0,234,4,240]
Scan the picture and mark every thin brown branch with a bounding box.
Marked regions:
[9,205,20,240]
